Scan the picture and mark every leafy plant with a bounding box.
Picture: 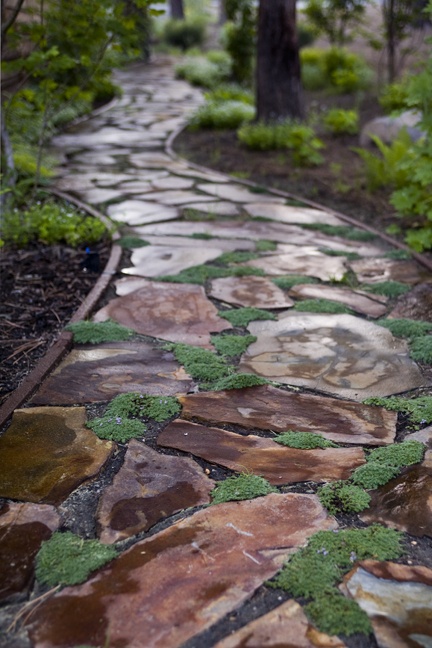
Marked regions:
[300,46,372,93]
[210,473,277,504]
[162,17,206,50]
[354,131,413,192]
[323,108,359,135]
[274,431,338,449]
[219,307,277,327]
[205,84,254,105]
[379,81,410,113]
[223,0,256,84]
[189,100,254,130]
[65,320,134,344]
[318,481,371,515]
[303,0,367,46]
[175,53,230,88]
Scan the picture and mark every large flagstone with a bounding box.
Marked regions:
[389,283,432,321]
[135,190,216,205]
[244,202,344,226]
[28,493,336,648]
[349,258,427,285]
[209,276,294,309]
[0,407,114,505]
[0,502,60,602]
[341,561,432,648]
[106,200,178,226]
[178,385,397,446]
[196,183,285,204]
[241,249,347,281]
[31,342,192,405]
[132,235,255,251]
[122,245,224,278]
[150,176,194,190]
[289,284,388,318]
[158,420,365,484]
[78,188,123,204]
[184,200,241,216]
[239,313,426,401]
[97,440,214,543]
[93,281,231,348]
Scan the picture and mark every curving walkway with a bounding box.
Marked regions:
[1,57,432,648]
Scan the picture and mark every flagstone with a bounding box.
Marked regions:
[129,152,189,169]
[239,313,425,401]
[122,245,224,277]
[106,200,179,226]
[93,281,231,347]
[209,276,294,309]
[55,175,99,192]
[341,561,432,648]
[197,183,286,204]
[31,342,192,405]
[132,235,255,251]
[136,190,216,205]
[214,599,346,648]
[389,283,432,321]
[349,258,426,285]
[97,440,214,544]
[178,385,397,446]
[158,420,365,484]
[244,202,344,226]
[150,176,195,190]
[242,250,347,282]
[289,284,388,318]
[172,168,229,183]
[0,502,60,602]
[78,188,123,204]
[185,200,241,216]
[0,407,114,505]
[28,493,336,648]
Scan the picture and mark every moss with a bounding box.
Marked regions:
[210,474,277,505]
[183,208,217,221]
[385,249,412,260]
[376,317,432,341]
[35,532,117,587]
[87,416,146,442]
[165,343,232,383]
[410,336,432,364]
[363,395,432,427]
[219,307,277,327]
[103,392,181,422]
[215,250,259,264]
[318,481,371,515]
[367,440,425,468]
[211,373,270,391]
[255,239,277,252]
[319,248,361,260]
[351,462,400,489]
[65,320,134,344]
[306,591,372,636]
[301,223,376,241]
[293,299,354,314]
[361,281,410,298]
[158,264,264,285]
[117,236,149,249]
[191,232,214,240]
[274,431,338,449]
[211,334,257,357]
[272,275,318,289]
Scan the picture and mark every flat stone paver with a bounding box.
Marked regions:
[209,276,295,309]
[242,249,348,281]
[289,283,388,318]
[244,202,344,226]
[122,244,224,277]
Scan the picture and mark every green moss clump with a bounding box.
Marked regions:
[255,239,277,252]
[191,232,214,240]
[102,392,181,423]
[215,250,259,264]
[293,299,353,314]
[361,281,410,298]
[65,320,134,344]
[211,373,270,391]
[274,431,338,449]
[35,532,117,587]
[117,236,149,248]
[306,591,371,636]
[272,275,318,289]
[211,334,257,357]
[165,343,232,383]
[367,440,425,468]
[410,336,432,364]
[142,396,182,422]
[384,249,412,260]
[301,223,376,241]
[318,481,371,515]
[87,416,146,442]
[376,317,432,341]
[219,307,277,327]
[363,396,432,427]
[210,474,277,505]
[319,248,361,260]
[159,264,264,285]
[182,208,217,221]
[351,462,400,489]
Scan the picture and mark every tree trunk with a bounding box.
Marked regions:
[219,0,227,25]
[170,0,184,20]
[256,0,304,123]
[384,0,396,83]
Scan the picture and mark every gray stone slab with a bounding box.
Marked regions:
[244,202,344,226]
[210,276,294,309]
[151,176,195,190]
[350,258,427,285]
[125,235,255,251]
[136,190,216,205]
[197,183,286,204]
[184,201,240,216]
[78,188,123,204]
[242,248,348,282]
[122,245,224,278]
[107,200,179,226]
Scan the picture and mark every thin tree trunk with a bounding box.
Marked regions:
[256,0,304,123]
[219,0,227,24]
[170,0,184,20]
[385,0,396,83]
[1,106,16,209]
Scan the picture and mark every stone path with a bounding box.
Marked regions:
[1,58,432,648]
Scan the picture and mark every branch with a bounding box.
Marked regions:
[1,0,27,39]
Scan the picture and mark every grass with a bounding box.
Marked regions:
[274,431,338,449]
[65,320,134,344]
[117,237,149,249]
[410,336,432,364]
[210,474,277,505]
[376,318,432,341]
[366,440,425,468]
[87,416,146,442]
[255,239,277,252]
[293,299,354,315]
[350,462,401,489]
[219,307,277,327]
[215,250,259,264]
[211,334,257,357]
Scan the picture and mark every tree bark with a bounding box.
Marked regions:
[170,0,184,20]
[256,0,304,123]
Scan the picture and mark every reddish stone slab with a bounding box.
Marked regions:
[0,407,114,505]
[179,385,396,446]
[349,258,427,285]
[388,283,432,321]
[158,420,365,485]
[209,276,294,309]
[94,280,231,348]
[0,502,60,602]
[31,342,192,405]
[97,440,214,543]
[28,493,337,648]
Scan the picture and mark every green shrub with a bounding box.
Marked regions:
[211,334,257,357]
[104,393,181,423]
[219,307,277,327]
[274,431,338,449]
[410,335,432,364]
[222,1,256,85]
[189,100,254,130]
[302,63,328,91]
[297,21,318,48]
[354,132,413,192]
[205,84,254,105]
[318,481,371,515]
[66,320,134,344]
[300,46,372,94]
[323,108,359,135]
[162,18,206,50]
[175,57,226,88]
[87,416,146,442]
[210,473,277,504]
[379,82,410,114]
[306,591,371,636]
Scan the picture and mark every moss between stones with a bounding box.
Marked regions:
[361,281,410,298]
[165,343,232,383]
[274,431,338,449]
[363,395,432,428]
[65,320,134,344]
[351,462,400,489]
[219,307,277,327]
[35,531,117,587]
[211,334,257,357]
[210,474,277,505]
[158,264,264,285]
[367,439,425,467]
[318,481,371,516]
[293,299,354,315]
[376,317,432,341]
[255,239,277,252]
[190,232,214,240]
[117,236,150,249]
[319,248,361,260]
[272,275,319,290]
[384,249,412,260]
[301,223,376,242]
[215,250,259,264]
[269,525,403,636]
[87,416,146,442]
[182,208,218,221]
[211,373,270,391]
[410,336,432,364]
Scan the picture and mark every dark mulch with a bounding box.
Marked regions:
[0,238,110,405]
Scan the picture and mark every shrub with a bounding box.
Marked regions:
[300,46,372,94]
[189,100,254,130]
[211,373,269,391]
[205,83,254,105]
[323,108,359,135]
[367,440,425,468]
[175,56,227,88]
[162,18,206,51]
[351,462,400,489]
[210,473,277,504]
[379,82,410,114]
[222,0,256,85]
[354,132,413,192]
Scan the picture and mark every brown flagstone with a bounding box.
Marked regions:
[214,599,346,648]
[157,419,365,484]
[93,281,232,348]
[341,560,432,648]
[178,384,396,446]
[31,342,192,405]
[0,407,114,505]
[388,283,432,322]
[28,493,337,648]
[349,258,427,285]
[241,250,347,282]
[289,284,388,318]
[0,502,60,602]
[97,440,214,543]
[209,276,294,309]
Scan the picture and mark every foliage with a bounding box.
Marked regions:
[211,334,257,357]
[379,81,410,113]
[360,281,410,298]
[351,462,401,489]
[211,373,270,391]
[354,131,413,192]
[1,199,107,248]
[65,320,134,344]
[274,431,338,449]
[204,84,254,105]
[175,51,231,88]
[223,0,256,84]
[162,17,206,50]
[219,307,277,327]
[376,317,432,341]
[159,263,264,285]
[363,395,432,428]
[300,46,373,93]
[35,532,117,587]
[297,21,318,48]
[301,222,375,241]
[210,473,277,505]
[323,108,359,135]
[293,299,354,314]
[165,343,232,383]
[272,275,318,289]
[189,101,254,130]
[368,440,425,468]
[303,0,367,46]
[238,121,324,166]
[410,335,432,364]
[384,248,412,260]
[318,481,371,515]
